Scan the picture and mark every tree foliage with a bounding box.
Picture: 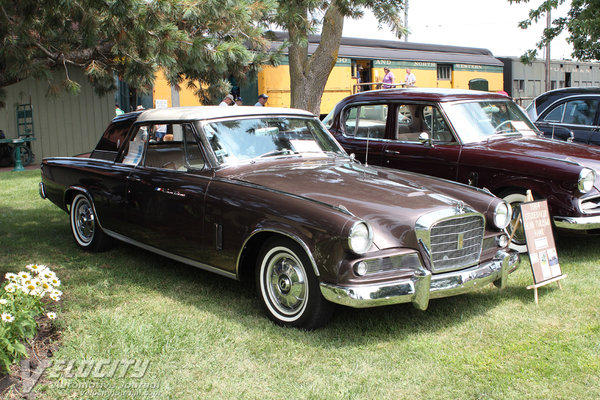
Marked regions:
[272,0,405,114]
[511,0,600,62]
[0,0,278,106]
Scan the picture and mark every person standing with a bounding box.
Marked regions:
[115,103,124,116]
[234,97,243,106]
[382,67,395,89]
[404,68,416,87]
[254,94,268,106]
[219,94,234,107]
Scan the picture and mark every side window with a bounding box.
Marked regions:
[543,103,565,123]
[562,99,599,126]
[396,104,420,141]
[395,104,453,143]
[143,123,198,170]
[183,125,205,170]
[121,125,149,165]
[423,106,454,143]
[343,105,387,139]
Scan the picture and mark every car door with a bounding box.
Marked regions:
[330,103,391,166]
[382,103,461,181]
[124,122,212,261]
[535,97,600,144]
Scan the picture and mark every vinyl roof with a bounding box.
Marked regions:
[135,106,315,122]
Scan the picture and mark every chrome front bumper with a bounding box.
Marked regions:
[553,215,600,230]
[320,250,519,311]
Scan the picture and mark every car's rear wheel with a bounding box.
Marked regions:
[70,193,111,252]
[256,238,334,329]
[501,191,528,253]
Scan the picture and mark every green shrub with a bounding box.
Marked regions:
[0,264,61,372]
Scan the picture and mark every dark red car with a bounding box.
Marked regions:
[40,106,518,329]
[324,88,600,249]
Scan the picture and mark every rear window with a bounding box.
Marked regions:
[94,120,132,153]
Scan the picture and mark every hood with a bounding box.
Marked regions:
[221,157,494,249]
[474,136,600,172]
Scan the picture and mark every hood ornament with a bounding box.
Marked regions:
[455,200,465,214]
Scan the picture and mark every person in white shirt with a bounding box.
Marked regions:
[404,69,416,87]
[219,94,234,106]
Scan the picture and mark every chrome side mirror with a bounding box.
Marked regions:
[419,132,432,147]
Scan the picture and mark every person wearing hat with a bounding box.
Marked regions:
[234,97,243,106]
[382,67,395,89]
[219,94,234,107]
[255,94,268,106]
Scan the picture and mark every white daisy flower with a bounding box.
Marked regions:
[50,293,61,302]
[49,277,61,287]
[23,283,37,295]
[18,271,31,280]
[0,299,8,305]
[1,313,14,323]
[5,273,17,282]
[46,312,57,320]
[26,264,44,273]
[4,284,16,293]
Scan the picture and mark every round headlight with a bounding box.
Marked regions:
[578,168,595,194]
[348,222,373,254]
[493,201,512,230]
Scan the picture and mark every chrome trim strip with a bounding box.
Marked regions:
[553,215,600,230]
[103,229,237,280]
[235,228,321,279]
[320,250,518,309]
[38,182,47,199]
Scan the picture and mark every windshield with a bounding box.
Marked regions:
[200,117,346,166]
[443,100,538,143]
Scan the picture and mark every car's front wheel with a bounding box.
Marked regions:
[70,193,111,252]
[256,238,334,329]
[501,191,528,253]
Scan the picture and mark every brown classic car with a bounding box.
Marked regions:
[40,107,519,329]
[324,88,600,250]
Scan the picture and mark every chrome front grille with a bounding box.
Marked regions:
[580,195,600,214]
[416,209,485,274]
[429,215,484,272]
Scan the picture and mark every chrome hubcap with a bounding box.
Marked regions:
[266,251,307,316]
[75,200,95,243]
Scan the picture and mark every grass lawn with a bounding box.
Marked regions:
[1,169,599,399]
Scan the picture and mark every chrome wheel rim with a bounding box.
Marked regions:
[263,248,307,318]
[74,198,95,244]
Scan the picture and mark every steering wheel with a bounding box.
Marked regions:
[495,120,515,133]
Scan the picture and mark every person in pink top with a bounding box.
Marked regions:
[382,67,395,88]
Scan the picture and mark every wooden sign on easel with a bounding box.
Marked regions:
[516,191,567,304]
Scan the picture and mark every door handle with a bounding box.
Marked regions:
[384,149,401,155]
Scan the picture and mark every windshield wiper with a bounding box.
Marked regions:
[258,149,298,158]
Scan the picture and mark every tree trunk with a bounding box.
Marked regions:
[288,2,344,115]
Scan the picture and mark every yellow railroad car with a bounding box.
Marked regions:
[149,34,504,116]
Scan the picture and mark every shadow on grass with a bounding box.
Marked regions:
[3,200,600,349]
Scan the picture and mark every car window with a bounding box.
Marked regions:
[119,123,204,171]
[202,117,344,166]
[394,104,454,143]
[543,103,565,123]
[423,106,454,142]
[562,99,599,126]
[343,105,387,139]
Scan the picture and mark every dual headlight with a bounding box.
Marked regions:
[493,201,512,230]
[578,168,596,194]
[348,221,373,254]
